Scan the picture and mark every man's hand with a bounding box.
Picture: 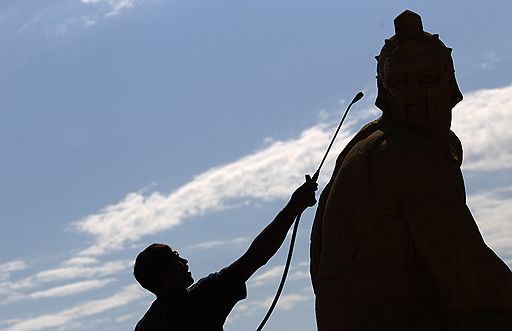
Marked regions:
[234,175,319,281]
[285,175,318,215]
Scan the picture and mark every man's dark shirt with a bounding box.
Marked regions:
[135,264,247,331]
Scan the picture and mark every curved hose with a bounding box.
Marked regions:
[255,213,302,331]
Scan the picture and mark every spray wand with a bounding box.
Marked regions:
[255,91,364,331]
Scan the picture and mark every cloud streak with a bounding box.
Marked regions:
[73,121,345,256]
[228,287,314,323]
[32,260,128,284]
[16,0,145,37]
[0,261,27,276]
[468,186,512,265]
[1,279,116,304]
[28,278,115,300]
[81,0,138,18]
[1,285,144,331]
[250,261,310,287]
[73,84,512,258]
[3,84,511,331]
[186,237,250,251]
[452,84,512,171]
[0,260,129,305]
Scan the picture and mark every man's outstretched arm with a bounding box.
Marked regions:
[234,177,317,281]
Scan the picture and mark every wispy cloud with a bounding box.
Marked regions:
[17,13,44,35]
[250,261,309,287]
[62,256,99,267]
[51,17,77,36]
[15,0,146,37]
[2,279,116,304]
[186,237,250,251]
[452,84,512,170]
[33,260,128,283]
[228,288,313,323]
[2,84,511,331]
[0,260,128,304]
[0,260,29,299]
[73,121,343,256]
[1,285,144,331]
[468,186,512,264]
[29,278,116,300]
[0,261,27,276]
[80,0,138,18]
[478,51,500,70]
[72,84,512,258]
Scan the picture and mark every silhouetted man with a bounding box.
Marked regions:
[310,10,512,331]
[134,178,317,331]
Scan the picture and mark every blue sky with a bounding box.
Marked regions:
[1,1,511,330]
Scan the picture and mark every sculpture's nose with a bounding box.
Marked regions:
[406,74,421,94]
[404,73,428,105]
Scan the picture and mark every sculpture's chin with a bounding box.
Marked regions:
[388,102,452,136]
[406,104,428,115]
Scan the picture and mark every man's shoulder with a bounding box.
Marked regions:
[134,299,166,331]
[184,264,247,329]
[135,295,190,331]
[188,263,245,296]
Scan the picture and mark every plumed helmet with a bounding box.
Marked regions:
[375,10,463,114]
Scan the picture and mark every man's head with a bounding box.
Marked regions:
[134,243,194,296]
[375,10,463,132]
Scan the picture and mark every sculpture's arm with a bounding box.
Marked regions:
[309,180,332,292]
[310,120,383,292]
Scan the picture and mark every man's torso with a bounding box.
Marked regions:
[135,264,247,331]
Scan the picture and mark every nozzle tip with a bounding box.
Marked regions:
[353,92,364,103]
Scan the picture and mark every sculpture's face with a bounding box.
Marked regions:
[382,41,453,132]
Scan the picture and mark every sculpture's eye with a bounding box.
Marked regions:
[389,73,407,88]
[418,73,439,86]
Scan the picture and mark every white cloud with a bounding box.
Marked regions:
[114,313,138,322]
[2,279,116,304]
[0,278,33,296]
[81,0,137,18]
[1,284,144,331]
[28,278,116,300]
[25,0,144,37]
[17,14,43,35]
[186,237,250,251]
[2,84,512,331]
[478,51,500,70]
[73,121,346,256]
[80,15,98,27]
[0,320,22,328]
[0,261,30,300]
[62,256,99,267]
[468,186,512,264]
[33,260,128,283]
[71,84,512,258]
[452,84,512,171]
[274,293,311,310]
[250,262,310,287]
[4,283,309,330]
[228,289,313,323]
[52,18,76,36]
[0,260,128,305]
[0,260,27,275]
